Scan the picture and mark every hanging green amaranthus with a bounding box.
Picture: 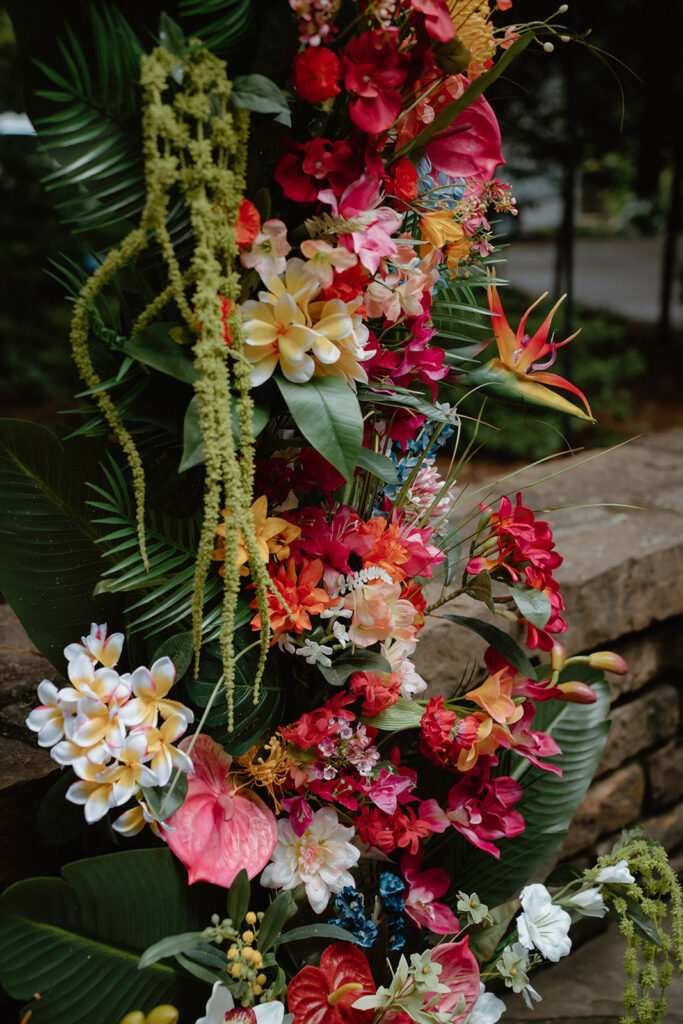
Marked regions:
[69,41,272,723]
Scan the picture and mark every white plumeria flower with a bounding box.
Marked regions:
[196,981,284,1024]
[140,714,194,787]
[295,639,334,667]
[300,238,357,288]
[261,807,360,914]
[117,657,192,730]
[64,622,124,668]
[69,695,128,759]
[50,737,93,767]
[464,984,506,1024]
[517,884,572,962]
[26,680,72,747]
[563,887,606,918]
[240,219,291,278]
[94,732,159,806]
[596,859,635,885]
[66,759,118,823]
[113,797,168,838]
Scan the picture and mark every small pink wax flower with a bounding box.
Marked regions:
[164,734,277,888]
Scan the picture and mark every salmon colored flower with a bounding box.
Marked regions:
[344,577,420,648]
[234,198,261,248]
[465,670,523,725]
[485,277,593,419]
[165,734,278,887]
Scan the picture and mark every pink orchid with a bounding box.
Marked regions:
[318,174,403,274]
[359,768,414,814]
[401,851,459,934]
[164,734,278,887]
[409,0,455,41]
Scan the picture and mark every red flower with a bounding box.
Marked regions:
[350,670,402,715]
[287,942,375,1024]
[275,138,362,202]
[281,692,356,750]
[250,557,331,636]
[342,28,409,134]
[386,157,419,202]
[234,197,260,247]
[292,46,342,103]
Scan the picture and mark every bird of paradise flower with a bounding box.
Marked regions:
[484,275,594,421]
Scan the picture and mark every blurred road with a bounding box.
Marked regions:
[503,236,683,328]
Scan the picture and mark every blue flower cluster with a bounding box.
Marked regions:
[329,886,378,948]
[378,410,457,507]
[379,872,406,951]
[416,156,465,210]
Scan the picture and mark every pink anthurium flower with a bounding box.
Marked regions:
[401,851,459,934]
[430,938,481,1021]
[164,734,278,888]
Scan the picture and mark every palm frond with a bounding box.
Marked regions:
[87,456,237,639]
[34,7,146,235]
[178,0,255,54]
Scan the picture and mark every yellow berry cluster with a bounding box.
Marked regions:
[119,1005,178,1024]
[203,909,268,1001]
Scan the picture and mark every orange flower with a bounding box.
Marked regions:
[465,670,524,725]
[485,276,594,420]
[251,558,331,637]
[213,495,301,578]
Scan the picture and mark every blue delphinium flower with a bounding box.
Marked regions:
[380,872,407,951]
[329,886,377,947]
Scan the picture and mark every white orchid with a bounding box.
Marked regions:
[596,859,635,885]
[517,884,572,962]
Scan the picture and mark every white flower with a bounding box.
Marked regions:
[196,981,284,1024]
[522,982,542,1011]
[300,238,357,288]
[517,884,572,962]
[563,887,606,918]
[332,620,350,648]
[64,622,124,668]
[295,639,334,668]
[261,807,360,914]
[596,859,635,885]
[26,680,72,748]
[240,219,291,278]
[465,984,506,1024]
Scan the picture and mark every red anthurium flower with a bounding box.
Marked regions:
[343,28,410,134]
[287,942,375,1024]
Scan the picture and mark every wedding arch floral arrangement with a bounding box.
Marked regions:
[0,2,682,1023]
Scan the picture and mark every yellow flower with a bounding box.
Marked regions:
[447,0,496,76]
[213,495,301,577]
[445,237,472,275]
[242,291,318,384]
[420,210,465,249]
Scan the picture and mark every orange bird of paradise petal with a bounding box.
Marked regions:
[485,274,594,421]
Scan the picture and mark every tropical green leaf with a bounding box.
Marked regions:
[276,376,363,482]
[507,582,552,629]
[0,419,119,668]
[442,614,535,678]
[363,695,426,732]
[0,849,219,1024]
[451,673,611,906]
[606,894,663,949]
[179,394,270,474]
[356,447,399,485]
[142,772,189,822]
[139,932,209,969]
[319,650,393,687]
[178,0,256,54]
[257,891,294,953]
[37,771,84,846]
[466,898,520,963]
[153,631,196,680]
[272,923,359,947]
[121,324,199,385]
[226,869,251,928]
[232,74,289,115]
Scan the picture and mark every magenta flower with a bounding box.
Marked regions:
[401,851,459,934]
[342,28,410,134]
[164,734,278,888]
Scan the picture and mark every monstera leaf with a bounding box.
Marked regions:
[0,848,218,1023]
[446,669,611,907]
[0,419,119,668]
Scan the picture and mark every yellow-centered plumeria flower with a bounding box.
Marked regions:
[241,257,370,387]
[117,657,193,730]
[144,714,194,787]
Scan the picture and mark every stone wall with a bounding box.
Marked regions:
[1,430,682,889]
[415,428,683,874]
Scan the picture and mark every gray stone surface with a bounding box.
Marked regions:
[503,921,683,1022]
[596,684,680,776]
